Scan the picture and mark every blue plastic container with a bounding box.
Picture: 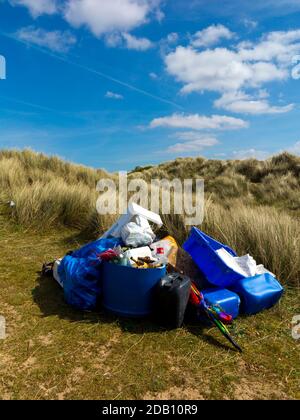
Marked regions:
[202,288,240,319]
[230,273,284,315]
[101,262,166,317]
[183,227,244,287]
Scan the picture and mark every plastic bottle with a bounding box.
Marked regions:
[151,246,168,266]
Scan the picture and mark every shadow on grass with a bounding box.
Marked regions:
[32,272,166,335]
[32,272,238,352]
[185,323,237,352]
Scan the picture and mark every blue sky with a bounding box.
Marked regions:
[0,0,300,171]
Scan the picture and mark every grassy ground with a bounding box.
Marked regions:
[0,216,299,400]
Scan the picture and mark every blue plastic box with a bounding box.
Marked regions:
[101,262,166,317]
[183,227,244,287]
[202,288,240,319]
[230,273,284,315]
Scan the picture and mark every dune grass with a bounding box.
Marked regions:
[132,152,300,210]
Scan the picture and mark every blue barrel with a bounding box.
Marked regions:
[101,262,166,317]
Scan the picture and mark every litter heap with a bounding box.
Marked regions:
[45,203,284,352]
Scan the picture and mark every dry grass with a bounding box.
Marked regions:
[0,149,114,231]
[132,152,300,210]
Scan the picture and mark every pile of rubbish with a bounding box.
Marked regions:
[43,203,284,352]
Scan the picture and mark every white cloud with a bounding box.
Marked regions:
[287,141,300,155]
[165,28,300,115]
[166,47,246,93]
[104,31,153,50]
[16,26,77,53]
[191,24,235,48]
[155,7,164,22]
[10,0,57,17]
[159,32,180,56]
[237,29,300,64]
[242,19,258,30]
[10,0,163,45]
[167,133,219,154]
[232,148,271,160]
[104,32,123,48]
[64,0,161,37]
[150,113,248,130]
[165,46,286,95]
[167,32,179,44]
[149,72,158,79]
[11,1,164,53]
[249,61,287,86]
[232,141,300,160]
[105,91,124,100]
[122,32,153,50]
[215,90,294,114]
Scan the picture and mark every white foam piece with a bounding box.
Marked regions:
[101,202,162,239]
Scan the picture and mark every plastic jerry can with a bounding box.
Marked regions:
[202,288,241,319]
[152,273,191,329]
[230,273,284,315]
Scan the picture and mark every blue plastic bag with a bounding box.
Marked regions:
[71,237,122,260]
[58,237,122,310]
[60,256,102,311]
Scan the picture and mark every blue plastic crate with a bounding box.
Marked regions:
[183,227,244,287]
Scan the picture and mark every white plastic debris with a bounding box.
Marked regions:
[53,259,63,287]
[121,220,155,248]
[124,246,153,265]
[216,248,274,278]
[101,202,162,239]
[7,201,16,208]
